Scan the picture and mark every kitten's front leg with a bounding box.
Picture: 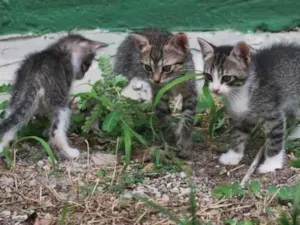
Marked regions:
[219,120,250,165]
[176,90,197,158]
[155,93,177,144]
[258,113,286,173]
[49,108,80,159]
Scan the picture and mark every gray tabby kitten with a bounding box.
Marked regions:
[114,29,197,156]
[198,38,300,173]
[0,34,107,159]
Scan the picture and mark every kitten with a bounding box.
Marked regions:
[114,28,197,157]
[197,38,300,173]
[0,34,107,159]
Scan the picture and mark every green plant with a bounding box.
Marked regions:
[211,181,245,199]
[72,55,153,164]
[225,218,256,225]
[135,183,203,225]
[278,183,300,225]
[2,136,57,169]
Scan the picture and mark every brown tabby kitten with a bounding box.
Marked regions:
[114,28,197,157]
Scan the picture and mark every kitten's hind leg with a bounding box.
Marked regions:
[258,114,286,173]
[176,90,197,158]
[0,108,20,153]
[219,121,250,165]
[0,127,18,154]
[49,108,80,159]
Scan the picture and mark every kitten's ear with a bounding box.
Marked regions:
[197,38,214,60]
[230,41,251,65]
[130,34,151,51]
[166,33,189,53]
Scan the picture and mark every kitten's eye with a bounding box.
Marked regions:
[221,75,233,83]
[143,64,152,72]
[162,65,172,72]
[204,73,213,81]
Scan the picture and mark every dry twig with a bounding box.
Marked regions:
[240,143,265,188]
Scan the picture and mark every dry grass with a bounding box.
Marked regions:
[0,133,299,225]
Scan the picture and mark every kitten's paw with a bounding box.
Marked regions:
[63,148,80,159]
[176,139,193,159]
[258,151,285,173]
[219,149,243,165]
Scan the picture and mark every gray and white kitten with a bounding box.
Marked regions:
[198,38,300,173]
[114,29,197,156]
[0,34,107,159]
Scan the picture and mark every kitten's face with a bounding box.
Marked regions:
[131,33,189,85]
[58,34,108,79]
[197,38,251,96]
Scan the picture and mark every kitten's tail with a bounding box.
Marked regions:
[0,89,39,137]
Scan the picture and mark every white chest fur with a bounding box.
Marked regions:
[226,87,250,116]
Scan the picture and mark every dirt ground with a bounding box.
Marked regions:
[0,132,299,225]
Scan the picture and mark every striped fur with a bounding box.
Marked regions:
[0,35,107,159]
[198,38,300,173]
[114,28,197,157]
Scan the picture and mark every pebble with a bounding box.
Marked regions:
[1,210,11,218]
[161,194,170,202]
[37,160,44,167]
[121,192,133,199]
[170,187,179,194]
[12,214,27,221]
[91,152,117,166]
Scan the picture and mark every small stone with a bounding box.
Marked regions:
[170,187,179,194]
[179,172,186,178]
[121,192,133,199]
[37,160,44,167]
[12,214,27,221]
[1,210,11,218]
[91,152,117,166]
[179,188,190,196]
[161,194,170,202]
[29,179,37,187]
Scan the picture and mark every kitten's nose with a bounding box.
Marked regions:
[152,76,161,84]
[212,88,220,94]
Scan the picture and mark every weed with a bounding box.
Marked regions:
[72,55,152,164]
[211,181,245,199]
[135,183,205,225]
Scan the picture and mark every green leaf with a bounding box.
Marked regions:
[291,159,300,168]
[225,218,238,225]
[122,121,132,165]
[249,180,261,194]
[153,73,200,108]
[231,181,245,197]
[2,147,13,169]
[99,95,111,107]
[208,107,224,137]
[102,111,121,132]
[212,184,233,199]
[0,100,8,110]
[279,214,292,225]
[114,75,128,87]
[202,81,215,111]
[212,182,244,199]
[0,84,12,93]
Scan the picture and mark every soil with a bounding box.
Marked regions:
[0,131,299,225]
